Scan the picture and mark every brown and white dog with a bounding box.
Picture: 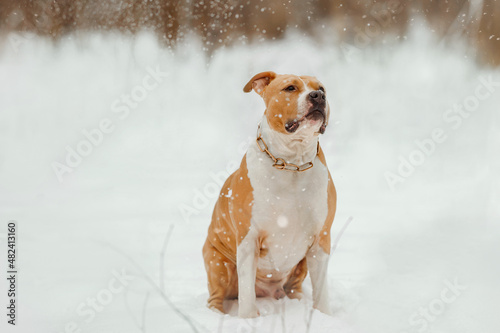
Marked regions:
[202,71,337,318]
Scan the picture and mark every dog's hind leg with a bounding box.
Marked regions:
[283,257,307,300]
[203,239,238,313]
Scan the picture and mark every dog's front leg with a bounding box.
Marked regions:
[306,242,332,315]
[237,228,259,318]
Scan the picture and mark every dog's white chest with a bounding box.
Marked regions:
[245,142,329,274]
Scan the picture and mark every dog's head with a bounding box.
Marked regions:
[244,71,330,136]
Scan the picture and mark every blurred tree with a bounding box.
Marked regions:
[0,0,498,66]
[478,0,500,66]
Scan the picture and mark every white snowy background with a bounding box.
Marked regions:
[0,22,499,333]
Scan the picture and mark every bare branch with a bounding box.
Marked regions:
[281,300,286,333]
[160,224,175,293]
[123,287,142,330]
[331,216,353,253]
[305,308,315,333]
[141,292,150,332]
[216,314,225,333]
[97,240,205,333]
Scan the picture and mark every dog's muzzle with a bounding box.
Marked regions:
[307,90,327,134]
[285,90,328,134]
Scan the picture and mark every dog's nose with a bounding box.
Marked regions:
[309,90,326,103]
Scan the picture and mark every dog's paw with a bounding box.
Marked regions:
[207,301,225,315]
[208,305,225,315]
[285,289,303,300]
[238,305,260,318]
[313,303,332,316]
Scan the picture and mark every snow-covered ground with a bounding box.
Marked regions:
[0,26,499,333]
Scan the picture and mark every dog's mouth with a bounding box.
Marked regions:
[305,109,325,121]
[285,109,326,134]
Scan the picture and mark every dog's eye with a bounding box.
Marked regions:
[318,86,325,92]
[284,85,296,92]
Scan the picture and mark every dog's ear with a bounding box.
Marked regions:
[243,71,277,95]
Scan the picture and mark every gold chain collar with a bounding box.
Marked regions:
[256,135,318,172]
